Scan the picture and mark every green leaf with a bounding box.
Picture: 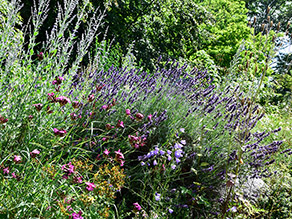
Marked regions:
[200,162,209,167]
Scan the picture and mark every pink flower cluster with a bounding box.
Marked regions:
[85,182,96,191]
[72,101,81,109]
[101,98,117,111]
[14,155,21,163]
[128,133,147,148]
[133,202,142,211]
[52,76,64,85]
[53,128,67,137]
[70,211,83,219]
[56,96,71,106]
[33,103,43,112]
[116,120,124,128]
[30,149,40,158]
[115,149,125,166]
[61,162,75,179]
[47,92,56,102]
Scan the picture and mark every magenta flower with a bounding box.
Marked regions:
[125,109,131,115]
[33,103,43,112]
[117,120,124,128]
[30,149,40,158]
[62,162,75,174]
[56,96,70,106]
[105,123,112,130]
[37,52,44,60]
[14,155,21,163]
[12,172,17,178]
[128,133,146,148]
[133,202,142,211]
[85,182,96,191]
[72,101,81,109]
[115,149,125,166]
[102,105,108,110]
[28,115,33,121]
[96,84,105,91]
[70,211,84,219]
[103,149,110,156]
[52,76,64,85]
[114,149,124,160]
[147,114,153,121]
[47,92,55,102]
[0,115,8,124]
[53,128,67,137]
[73,176,83,184]
[70,113,78,120]
[88,94,94,102]
[135,113,144,121]
[3,167,9,174]
[120,160,125,167]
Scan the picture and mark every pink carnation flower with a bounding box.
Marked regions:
[3,167,9,174]
[85,182,96,191]
[0,115,8,124]
[133,202,142,211]
[33,103,43,112]
[56,96,71,106]
[135,113,144,121]
[72,101,81,109]
[147,114,153,121]
[117,120,124,128]
[14,155,22,163]
[53,128,67,137]
[103,149,110,156]
[125,109,131,115]
[30,149,40,158]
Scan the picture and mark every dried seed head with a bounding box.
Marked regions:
[254,65,258,73]
[270,20,273,27]
[287,22,290,30]
[249,52,253,59]
[256,108,260,114]
[253,16,256,25]
[246,60,249,69]
[248,21,251,27]
[261,24,265,31]
[272,35,276,42]
[277,22,281,31]
[267,6,270,15]
[245,51,247,56]
[267,16,270,23]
